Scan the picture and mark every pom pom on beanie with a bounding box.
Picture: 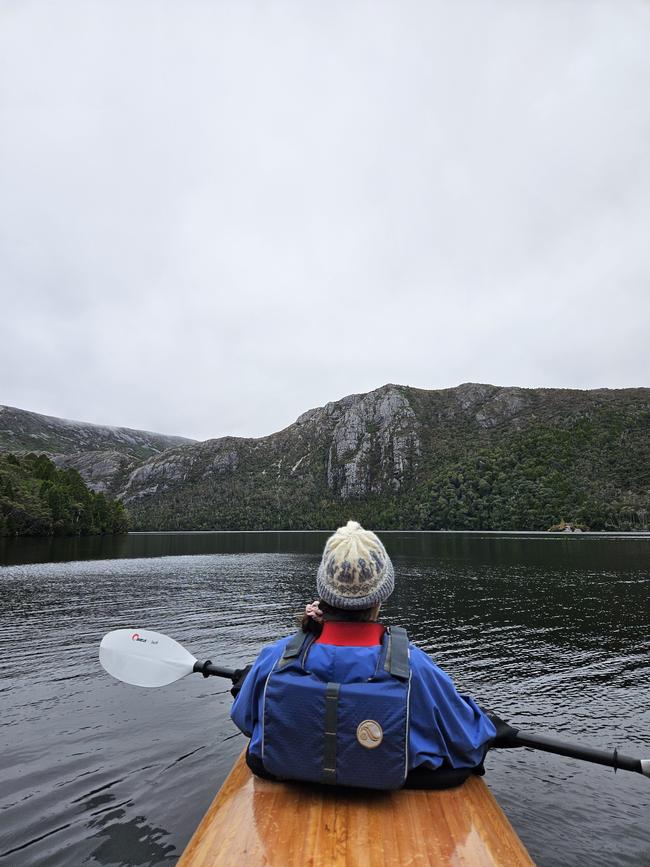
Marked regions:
[316,520,395,610]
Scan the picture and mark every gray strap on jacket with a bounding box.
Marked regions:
[279,631,307,667]
[385,626,410,679]
[322,682,340,784]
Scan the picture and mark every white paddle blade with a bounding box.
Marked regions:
[100,629,197,688]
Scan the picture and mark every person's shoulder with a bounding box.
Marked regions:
[270,631,300,649]
[407,642,454,683]
[388,628,439,670]
[407,643,436,667]
[255,631,303,663]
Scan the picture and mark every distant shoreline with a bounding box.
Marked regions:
[126,528,650,537]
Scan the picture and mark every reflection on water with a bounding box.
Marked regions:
[2,528,649,568]
[88,813,175,867]
[0,530,334,566]
[0,532,649,866]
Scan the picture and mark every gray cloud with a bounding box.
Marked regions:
[1,0,649,440]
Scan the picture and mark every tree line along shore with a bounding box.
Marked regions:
[126,419,649,533]
[1,384,648,536]
[2,420,649,536]
[0,453,128,537]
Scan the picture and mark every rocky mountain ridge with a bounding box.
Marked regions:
[0,405,194,493]
[1,384,648,531]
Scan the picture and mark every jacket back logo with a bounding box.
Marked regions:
[356,719,383,749]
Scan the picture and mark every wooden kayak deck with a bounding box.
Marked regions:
[178,752,534,866]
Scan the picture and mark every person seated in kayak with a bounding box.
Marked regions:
[230,520,499,790]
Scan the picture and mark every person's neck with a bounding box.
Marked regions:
[316,621,385,646]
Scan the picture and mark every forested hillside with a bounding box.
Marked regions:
[118,384,650,532]
[0,453,129,536]
[2,385,648,532]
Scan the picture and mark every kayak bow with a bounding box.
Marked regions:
[177,750,534,866]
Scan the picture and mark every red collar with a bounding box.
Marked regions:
[314,621,385,647]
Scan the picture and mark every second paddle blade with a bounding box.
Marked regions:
[100,628,198,688]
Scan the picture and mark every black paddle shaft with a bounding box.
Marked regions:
[193,660,236,680]
[512,730,649,777]
[186,663,650,777]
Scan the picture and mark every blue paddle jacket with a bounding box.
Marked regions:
[231,621,496,775]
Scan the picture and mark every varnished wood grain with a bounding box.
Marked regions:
[178,752,534,866]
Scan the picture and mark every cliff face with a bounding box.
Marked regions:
[115,382,649,530]
[115,385,423,508]
[2,384,649,531]
[54,451,138,495]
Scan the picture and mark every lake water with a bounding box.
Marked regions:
[1,531,649,866]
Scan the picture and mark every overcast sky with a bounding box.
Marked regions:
[1,1,649,441]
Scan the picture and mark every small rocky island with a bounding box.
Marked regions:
[547,520,587,533]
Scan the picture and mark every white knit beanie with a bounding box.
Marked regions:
[316,520,395,610]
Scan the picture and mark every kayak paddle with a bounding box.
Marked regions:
[504,730,650,778]
[99,628,649,778]
[99,628,235,688]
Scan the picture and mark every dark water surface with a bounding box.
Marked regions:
[1,532,648,866]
